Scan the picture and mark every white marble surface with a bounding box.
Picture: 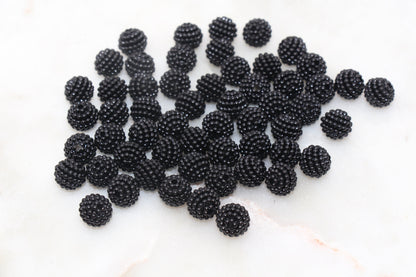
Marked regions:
[1,0,416,276]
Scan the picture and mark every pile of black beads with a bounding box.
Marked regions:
[55,17,394,238]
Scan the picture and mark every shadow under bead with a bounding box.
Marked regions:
[118,28,147,55]
[235,155,266,187]
[64,76,94,104]
[205,165,237,197]
[237,107,268,135]
[86,155,118,188]
[364,77,395,107]
[243,18,272,47]
[297,53,326,81]
[288,93,321,126]
[152,136,182,169]
[159,69,191,99]
[157,110,189,139]
[98,99,129,126]
[175,90,205,120]
[178,152,209,183]
[167,44,197,73]
[209,16,237,42]
[259,90,290,120]
[97,77,127,102]
[79,194,112,227]
[113,141,146,172]
[299,145,331,178]
[216,90,248,119]
[128,74,158,100]
[269,138,301,168]
[128,118,159,151]
[187,187,220,220]
[134,159,166,191]
[253,53,282,82]
[174,22,203,49]
[94,49,123,77]
[216,203,250,237]
[273,70,304,100]
[335,69,365,100]
[67,101,98,131]
[196,73,226,102]
[64,133,96,164]
[320,109,352,139]
[305,74,335,104]
[125,52,155,78]
[221,56,250,86]
[107,174,140,207]
[94,123,126,154]
[239,73,270,104]
[158,175,192,207]
[130,97,161,122]
[202,111,234,139]
[180,127,209,154]
[208,137,239,167]
[278,36,307,65]
[271,113,303,141]
[206,39,235,66]
[266,163,297,196]
[54,158,86,190]
[239,131,271,159]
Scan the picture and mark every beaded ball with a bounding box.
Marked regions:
[118,28,147,55]
[152,136,182,169]
[288,93,321,126]
[252,53,282,82]
[79,194,112,227]
[221,56,251,86]
[206,39,235,66]
[269,138,301,168]
[98,99,129,126]
[178,152,210,183]
[305,74,335,104]
[239,131,271,159]
[64,133,96,164]
[174,23,203,49]
[273,70,304,100]
[320,109,352,139]
[364,78,395,107]
[113,141,146,172]
[65,76,94,104]
[175,90,205,120]
[239,73,271,104]
[205,165,237,197]
[157,110,189,139]
[108,174,140,207]
[234,155,266,187]
[128,74,158,100]
[167,44,197,73]
[67,101,98,131]
[334,69,365,100]
[98,77,127,102]
[187,187,220,220]
[94,48,123,77]
[236,107,268,135]
[86,155,118,188]
[208,137,239,167]
[54,159,86,190]
[216,203,250,237]
[125,52,155,77]
[196,73,226,102]
[258,90,290,120]
[158,175,192,207]
[299,145,331,178]
[266,163,297,195]
[271,113,303,141]
[159,69,191,99]
[128,118,159,151]
[180,127,209,154]
[130,97,161,122]
[202,111,234,139]
[278,36,307,65]
[134,159,166,191]
[209,16,237,42]
[217,90,248,119]
[243,18,272,47]
[94,123,126,154]
[297,53,327,81]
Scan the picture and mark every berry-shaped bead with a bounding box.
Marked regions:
[269,138,301,168]
[297,53,326,81]
[305,74,335,104]
[134,159,166,191]
[259,90,290,120]
[208,137,239,167]
[108,174,140,207]
[266,163,297,195]
[221,56,250,86]
[320,109,352,139]
[196,73,226,102]
[253,53,282,82]
[273,70,304,100]
[236,107,268,135]
[209,16,237,42]
[187,187,220,220]
[64,133,96,164]
[206,39,235,66]
[55,159,86,190]
[278,36,307,65]
[79,194,112,227]
[335,69,364,100]
[289,94,321,125]
[159,69,191,99]
[299,145,331,178]
[65,76,94,104]
[98,99,129,126]
[202,111,234,139]
[217,90,248,119]
[158,175,192,207]
[152,137,182,169]
[157,110,188,139]
[205,165,236,197]
[216,203,250,237]
[118,28,147,55]
[239,73,270,104]
[180,127,209,154]
[113,141,146,172]
[86,156,118,188]
[98,77,127,102]
[167,44,197,73]
[128,74,158,100]
[239,131,270,159]
[178,152,210,183]
[243,18,272,47]
[94,123,126,154]
[128,118,159,151]
[364,78,395,107]
[174,23,203,49]
[125,52,155,77]
[67,101,98,131]
[175,91,205,120]
[235,155,266,187]
[94,49,123,77]
[130,97,161,122]
[271,113,303,141]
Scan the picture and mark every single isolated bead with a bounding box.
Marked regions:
[239,131,270,159]
[273,70,304,100]
[288,93,321,125]
[217,90,248,119]
[65,76,93,104]
[305,74,335,104]
[209,16,237,42]
[266,163,297,195]
[157,110,189,139]
[206,39,235,66]
[174,23,203,49]
[364,78,395,107]
[128,118,159,151]
[67,101,98,131]
[300,145,331,178]
[128,74,158,100]
[98,99,129,126]
[108,174,140,207]
[159,69,191,99]
[134,159,166,191]
[187,187,220,220]
[94,123,126,154]
[269,138,301,168]
[221,56,251,86]
[259,90,290,120]
[86,155,118,187]
[253,53,282,82]
[175,90,205,120]
[196,73,226,102]
[216,203,250,237]
[54,158,86,190]
[79,194,112,227]
[335,69,364,100]
[208,137,239,167]
[320,109,352,139]
[178,152,210,183]
[64,133,96,164]
[98,77,127,102]
[243,18,272,47]
[118,28,147,55]
[167,44,197,73]
[94,49,123,77]
[237,107,268,135]
[158,175,192,207]
[152,136,182,169]
[205,165,236,197]
[271,113,303,141]
[180,127,209,154]
[113,141,146,172]
[130,97,161,122]
[239,73,270,104]
[278,36,307,65]
[125,52,155,78]
[297,53,327,81]
[202,111,234,139]
[235,155,266,187]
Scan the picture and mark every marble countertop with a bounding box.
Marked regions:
[1,0,416,276]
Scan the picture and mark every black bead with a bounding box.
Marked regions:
[157,110,189,139]
[269,138,301,168]
[278,36,307,65]
[299,145,331,178]
[159,69,191,99]
[202,111,234,139]
[205,165,236,197]
[320,109,352,139]
[158,175,192,207]
[217,90,248,119]
[288,94,321,125]
[55,158,86,190]
[271,113,303,141]
[187,187,220,220]
[259,90,290,120]
[216,203,250,237]
[297,53,326,81]
[266,163,297,195]
[113,141,146,172]
[237,107,268,135]
[239,131,270,159]
[128,118,159,151]
[134,159,166,191]
[335,69,364,100]
[364,78,395,107]
[305,74,335,104]
[98,99,129,126]
[206,39,235,66]
[128,74,158,100]
[167,44,197,73]
[130,97,161,122]
[174,23,203,49]
[273,70,304,100]
[94,49,123,77]
[94,123,126,154]
[108,174,140,207]
[175,90,205,120]
[196,73,226,102]
[234,155,266,187]
[86,155,118,188]
[221,56,250,86]
[65,76,94,104]
[67,101,98,131]
[125,52,155,78]
[178,152,210,183]
[79,194,112,227]
[64,133,96,164]
[152,137,181,169]
[118,28,147,55]
[253,53,282,82]
[209,16,237,42]
[243,18,272,47]
[208,137,239,167]
[180,127,209,154]
[98,77,127,102]
[239,73,270,104]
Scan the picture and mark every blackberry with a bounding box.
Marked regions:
[158,175,192,207]
[208,137,239,167]
[178,152,209,183]
[273,70,304,100]
[134,159,165,191]
[252,53,282,82]
[174,23,203,49]
[159,69,191,99]
[205,165,236,197]
[300,145,331,178]
[239,73,270,104]
[175,90,205,120]
[94,49,123,77]
[320,109,352,139]
[269,138,301,168]
[206,39,235,66]
[243,18,272,47]
[209,16,237,42]
[167,44,197,73]
[266,163,297,195]
[364,78,395,107]
[128,118,159,151]
[196,73,226,102]
[152,137,181,169]
[67,101,98,131]
[297,53,327,81]
[202,111,234,139]
[108,174,140,207]
[128,74,158,100]
[239,131,270,159]
[118,28,147,55]
[216,203,250,237]
[54,159,86,190]
[97,77,127,102]
[187,187,220,220]
[278,36,307,65]
[98,99,129,126]
[217,90,248,119]
[289,94,321,125]
[79,194,112,227]
[235,155,266,187]
[221,56,250,86]
[305,74,335,104]
[113,141,146,172]
[335,69,365,100]
[130,97,161,122]
[259,90,290,120]
[236,107,268,135]
[157,110,188,139]
[65,76,94,104]
[125,52,155,78]
[94,123,126,154]
[271,113,303,141]
[86,155,118,187]
[180,127,209,154]
[64,133,96,164]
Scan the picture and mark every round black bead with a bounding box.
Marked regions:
[158,175,192,207]
[64,133,96,164]
[174,23,203,49]
[130,97,161,122]
[67,101,98,131]
[175,90,205,120]
[259,90,290,120]
[269,138,301,168]
[180,127,209,154]
[128,74,158,100]
[217,90,248,119]
[128,118,159,151]
[98,99,129,126]
[278,36,307,65]
[65,76,94,104]
[206,39,235,66]
[94,123,126,154]
[79,194,112,227]
[320,109,352,139]
[118,28,147,55]
[208,137,239,167]
[152,136,181,169]
[273,70,304,100]
[300,145,331,178]
[266,163,297,195]
[159,69,191,99]
[239,73,270,104]
[364,78,395,107]
[94,49,123,77]
[253,53,282,82]
[125,52,155,78]
[235,155,266,187]
[196,73,226,102]
[221,56,250,86]
[335,69,365,100]
[305,74,335,104]
[98,77,127,102]
[202,111,234,139]
[239,131,270,159]
[178,152,209,183]
[209,16,237,42]
[216,203,250,237]
[243,18,272,47]
[271,113,303,141]
[187,187,220,220]
[236,107,268,135]
[157,110,188,139]
[86,155,118,188]
[205,165,236,197]
[113,141,146,172]
[167,44,197,73]
[108,174,140,207]
[297,53,327,81]
[55,158,86,190]
[134,159,166,191]
[288,94,321,125]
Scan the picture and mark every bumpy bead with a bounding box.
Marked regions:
[271,113,303,141]
[297,53,327,81]
[364,78,395,107]
[108,174,140,207]
[178,152,210,183]
[269,138,301,168]
[167,44,197,73]
[118,28,147,55]
[320,109,352,139]
[86,155,118,187]
[273,70,304,100]
[239,131,270,159]
[65,76,94,104]
[98,99,129,126]
[94,49,123,77]
[300,145,331,178]
[134,159,166,191]
[98,77,127,102]
[266,163,297,195]
[130,97,161,122]
[243,18,272,47]
[305,74,335,104]
[128,74,158,100]
[205,166,237,199]
[216,203,250,237]
[175,91,205,120]
[196,73,226,102]
[79,194,112,227]
[180,127,209,154]
[114,141,146,172]
[278,36,307,65]
[239,73,270,104]
[125,52,155,78]
[202,111,234,139]
[335,69,364,100]
[64,133,96,164]
[206,39,235,66]
[159,69,191,99]
[187,187,220,220]
[55,159,86,190]
[252,53,282,82]
[158,175,192,207]
[67,101,98,131]
[152,137,181,169]
[157,110,188,138]
[94,123,126,154]
[128,118,159,151]
[237,107,268,135]
[174,23,203,49]
[288,94,321,125]
[217,90,248,119]
[221,56,251,86]
[208,137,239,167]
[234,155,266,187]
[259,90,290,120]
[209,16,237,42]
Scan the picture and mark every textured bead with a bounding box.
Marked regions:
[209,16,237,42]
[187,187,220,220]
[217,90,248,119]
[259,90,290,120]
[128,118,159,151]
[208,137,239,167]
[297,53,326,81]
[128,74,158,100]
[134,159,166,191]
[320,109,352,139]
[273,70,304,100]
[175,90,205,120]
[300,145,331,178]
[196,73,226,102]
[206,39,235,66]
[237,107,268,135]
[221,56,251,86]
[180,127,209,154]
[94,123,126,154]
[130,97,161,122]
[239,131,270,159]
[235,155,266,187]
[94,49,123,77]
[364,78,395,107]
[118,28,147,55]
[278,36,307,65]
[108,174,140,207]
[157,110,188,139]
[67,101,98,131]
[335,69,364,100]
[86,155,118,187]
[205,165,236,197]
[65,76,94,104]
[167,44,197,73]
[178,152,210,183]
[55,159,86,190]
[98,99,129,126]
[253,53,282,82]
[79,194,112,227]
[269,138,301,168]
[239,73,270,104]
[152,137,181,169]
[288,94,321,125]
[266,163,297,195]
[159,69,191,99]
[98,77,127,102]
[202,111,234,139]
[216,203,250,237]
[158,175,192,207]
[125,52,155,78]
[113,141,146,172]
[243,18,272,47]
[174,23,203,49]
[271,113,303,141]
[305,74,335,104]
[64,133,96,164]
